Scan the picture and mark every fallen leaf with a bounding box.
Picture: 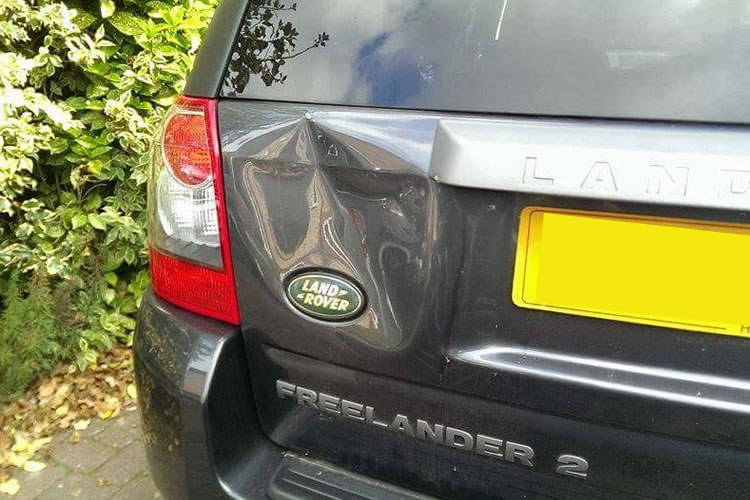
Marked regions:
[27,438,51,455]
[55,404,69,417]
[97,409,113,420]
[58,415,75,430]
[0,478,20,496]
[72,419,90,431]
[31,438,51,449]
[10,436,28,453]
[54,384,71,399]
[1,347,134,480]
[6,453,27,468]
[96,478,111,487]
[38,380,57,399]
[22,461,46,473]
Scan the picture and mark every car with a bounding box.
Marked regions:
[134,0,750,498]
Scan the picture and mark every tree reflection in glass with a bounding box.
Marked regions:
[224,0,329,95]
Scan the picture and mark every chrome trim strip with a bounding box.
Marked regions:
[430,118,750,211]
[451,346,750,414]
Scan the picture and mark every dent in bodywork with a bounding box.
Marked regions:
[220,102,462,358]
[219,101,750,469]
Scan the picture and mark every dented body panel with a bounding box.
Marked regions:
[214,100,750,498]
[136,1,750,497]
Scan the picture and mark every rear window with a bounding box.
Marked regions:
[222,0,750,124]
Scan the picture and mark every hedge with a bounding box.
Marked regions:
[0,0,217,400]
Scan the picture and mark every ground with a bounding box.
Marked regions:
[0,349,159,499]
[11,409,157,500]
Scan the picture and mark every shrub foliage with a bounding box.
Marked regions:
[0,0,217,384]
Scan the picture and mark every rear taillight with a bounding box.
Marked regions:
[148,96,239,324]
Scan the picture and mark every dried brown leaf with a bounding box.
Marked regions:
[1,347,134,493]
[22,461,45,473]
[37,380,57,399]
[0,478,20,495]
[72,419,90,431]
[54,404,69,417]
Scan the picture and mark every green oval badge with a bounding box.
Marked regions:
[286,272,365,321]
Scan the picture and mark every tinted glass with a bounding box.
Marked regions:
[222,0,750,123]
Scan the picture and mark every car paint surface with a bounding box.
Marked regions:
[135,0,750,497]
[215,99,750,498]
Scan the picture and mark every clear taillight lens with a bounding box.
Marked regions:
[147,96,240,324]
[156,167,219,252]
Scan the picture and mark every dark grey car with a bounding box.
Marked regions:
[135,1,750,498]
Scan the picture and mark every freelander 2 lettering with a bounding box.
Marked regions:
[276,380,532,465]
[275,380,590,478]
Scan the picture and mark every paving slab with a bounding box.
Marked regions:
[94,441,148,486]
[111,476,161,500]
[12,466,67,500]
[38,473,119,500]
[91,412,140,450]
[49,438,116,474]
[7,414,160,500]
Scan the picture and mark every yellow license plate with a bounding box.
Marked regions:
[513,207,750,338]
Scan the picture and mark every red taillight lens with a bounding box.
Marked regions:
[163,109,213,186]
[148,96,240,324]
[149,249,238,321]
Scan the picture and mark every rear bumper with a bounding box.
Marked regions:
[133,291,278,499]
[136,291,750,499]
[134,291,430,500]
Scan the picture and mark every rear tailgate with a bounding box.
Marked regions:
[218,101,750,499]
[211,0,750,497]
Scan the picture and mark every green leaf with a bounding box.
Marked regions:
[21,199,43,212]
[121,316,136,330]
[154,45,180,57]
[49,137,69,154]
[66,97,88,110]
[101,287,116,304]
[86,83,110,99]
[104,272,118,286]
[152,94,177,107]
[146,1,170,17]
[0,197,12,215]
[101,255,124,272]
[71,214,88,229]
[74,9,99,30]
[100,0,116,19]
[88,213,107,230]
[84,194,103,211]
[46,256,64,276]
[15,223,33,239]
[47,225,65,238]
[79,111,108,130]
[123,247,136,264]
[109,11,147,36]
[87,146,113,158]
